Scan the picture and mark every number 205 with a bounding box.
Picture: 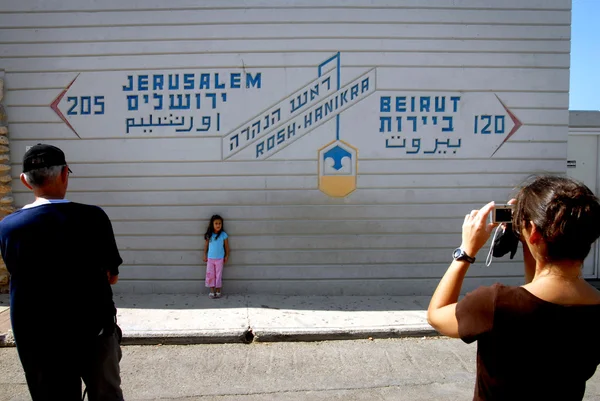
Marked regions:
[67,96,105,115]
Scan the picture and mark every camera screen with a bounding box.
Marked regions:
[495,208,513,223]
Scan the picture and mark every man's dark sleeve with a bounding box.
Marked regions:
[97,208,122,275]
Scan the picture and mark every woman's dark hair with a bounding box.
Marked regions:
[513,175,600,261]
[204,214,224,241]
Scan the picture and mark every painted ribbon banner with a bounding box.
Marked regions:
[222,66,338,159]
[231,68,376,161]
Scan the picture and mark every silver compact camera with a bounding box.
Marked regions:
[491,204,514,224]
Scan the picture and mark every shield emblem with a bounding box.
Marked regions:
[318,140,358,197]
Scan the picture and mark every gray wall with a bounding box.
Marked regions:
[0,0,571,294]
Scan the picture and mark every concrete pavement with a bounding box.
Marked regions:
[0,293,436,346]
[0,338,480,401]
[3,338,600,401]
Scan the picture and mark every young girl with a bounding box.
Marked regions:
[203,214,229,298]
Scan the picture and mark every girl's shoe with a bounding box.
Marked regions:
[215,291,222,298]
[209,292,216,299]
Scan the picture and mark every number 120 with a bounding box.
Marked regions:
[474,115,505,134]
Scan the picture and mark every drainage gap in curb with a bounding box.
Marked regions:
[243,328,255,344]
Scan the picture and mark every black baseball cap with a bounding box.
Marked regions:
[23,144,72,173]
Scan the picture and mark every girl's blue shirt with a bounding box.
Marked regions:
[207,231,228,259]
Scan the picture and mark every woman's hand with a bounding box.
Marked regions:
[461,201,497,257]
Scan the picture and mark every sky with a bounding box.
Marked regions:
[570,0,600,110]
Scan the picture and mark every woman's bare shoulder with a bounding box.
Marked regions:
[521,280,600,306]
[582,282,600,304]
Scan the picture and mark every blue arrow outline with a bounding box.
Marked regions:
[318,53,341,140]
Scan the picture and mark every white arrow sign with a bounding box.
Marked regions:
[51,69,264,138]
[372,91,522,158]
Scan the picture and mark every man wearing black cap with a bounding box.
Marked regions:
[0,144,124,400]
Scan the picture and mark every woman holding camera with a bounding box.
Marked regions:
[427,176,600,401]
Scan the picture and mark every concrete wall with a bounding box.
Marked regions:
[0,0,571,295]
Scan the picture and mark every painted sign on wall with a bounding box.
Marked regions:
[51,53,522,197]
[51,70,262,137]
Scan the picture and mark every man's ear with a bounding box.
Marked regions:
[61,165,69,183]
[20,173,33,190]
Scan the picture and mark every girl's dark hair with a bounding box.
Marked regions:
[205,214,225,241]
[513,175,600,262]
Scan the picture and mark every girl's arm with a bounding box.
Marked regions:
[427,201,496,337]
[224,238,230,264]
[203,239,209,262]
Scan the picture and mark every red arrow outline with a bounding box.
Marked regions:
[50,74,81,138]
[491,95,523,157]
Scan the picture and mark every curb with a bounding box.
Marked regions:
[121,329,252,346]
[0,331,14,347]
[252,326,439,343]
[120,326,439,346]
[0,308,12,347]
[1,327,439,347]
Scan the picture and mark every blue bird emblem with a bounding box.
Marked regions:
[324,145,352,171]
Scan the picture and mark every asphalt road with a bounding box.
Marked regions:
[2,337,600,400]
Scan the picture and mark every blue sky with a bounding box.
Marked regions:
[570,0,600,110]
